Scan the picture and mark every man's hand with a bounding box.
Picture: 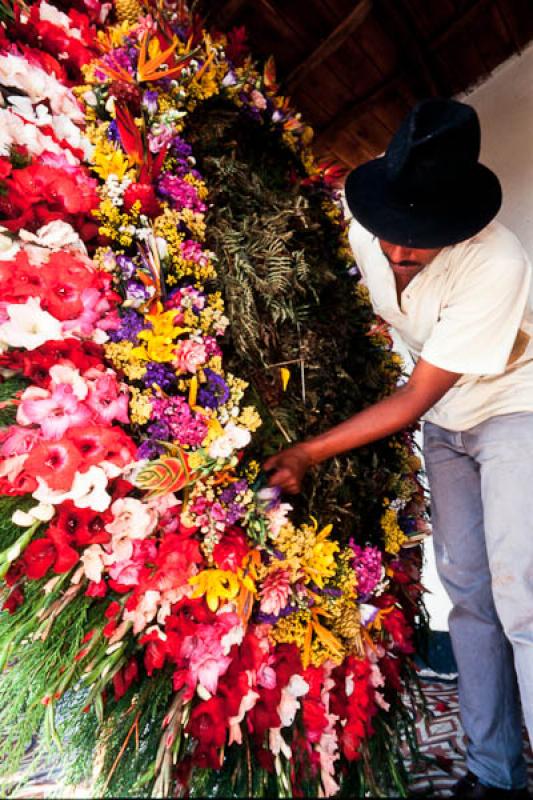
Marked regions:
[264,444,313,494]
[263,358,461,494]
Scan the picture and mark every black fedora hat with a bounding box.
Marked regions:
[344,98,502,248]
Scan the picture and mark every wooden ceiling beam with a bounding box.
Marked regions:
[379,0,444,96]
[208,0,249,29]
[432,0,495,47]
[315,0,497,154]
[285,0,373,93]
[313,71,406,151]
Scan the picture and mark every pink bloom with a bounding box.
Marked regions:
[174,339,207,374]
[259,568,291,616]
[18,383,91,439]
[251,89,267,110]
[105,498,158,561]
[85,370,129,425]
[108,540,157,586]
[0,425,40,456]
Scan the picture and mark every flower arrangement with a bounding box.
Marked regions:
[0,1,429,796]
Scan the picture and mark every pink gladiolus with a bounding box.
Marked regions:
[18,383,92,439]
[85,371,129,425]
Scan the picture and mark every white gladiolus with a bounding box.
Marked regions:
[0,298,63,351]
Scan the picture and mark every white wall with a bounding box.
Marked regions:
[461,41,533,262]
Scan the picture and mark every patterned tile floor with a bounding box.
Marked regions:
[3,677,533,798]
[408,677,533,798]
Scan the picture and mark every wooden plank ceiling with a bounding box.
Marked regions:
[199,0,533,168]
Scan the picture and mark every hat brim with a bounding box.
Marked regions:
[344,157,502,248]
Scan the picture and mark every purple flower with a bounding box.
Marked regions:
[171,136,193,158]
[138,440,165,460]
[151,396,208,447]
[147,420,171,440]
[142,90,159,114]
[125,280,150,304]
[116,255,136,280]
[142,362,176,390]
[157,174,206,213]
[198,368,230,409]
[108,310,149,343]
[107,119,120,142]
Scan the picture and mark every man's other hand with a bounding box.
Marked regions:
[263,445,312,494]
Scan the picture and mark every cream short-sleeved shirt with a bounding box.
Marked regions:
[348,218,533,431]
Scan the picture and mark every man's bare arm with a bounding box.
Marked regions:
[264,358,461,493]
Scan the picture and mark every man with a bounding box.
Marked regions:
[264,98,533,799]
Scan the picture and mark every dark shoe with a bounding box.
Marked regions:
[452,771,530,799]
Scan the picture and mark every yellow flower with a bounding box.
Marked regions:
[132,334,177,363]
[301,523,339,588]
[381,506,407,555]
[189,568,255,612]
[237,406,262,432]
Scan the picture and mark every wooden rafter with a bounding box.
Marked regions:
[285,0,373,92]
[209,0,249,29]
[315,0,497,154]
[313,71,407,151]
[380,0,443,96]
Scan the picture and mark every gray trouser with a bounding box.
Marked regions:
[423,413,533,790]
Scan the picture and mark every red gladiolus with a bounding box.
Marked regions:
[212,526,249,572]
[85,580,107,597]
[3,586,24,614]
[113,658,139,700]
[23,538,56,580]
[24,437,82,491]
[51,501,111,547]
[187,697,227,749]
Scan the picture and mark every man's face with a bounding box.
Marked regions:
[378,239,443,272]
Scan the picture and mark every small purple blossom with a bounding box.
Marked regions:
[147,420,171,440]
[125,280,150,304]
[138,440,165,460]
[107,119,120,142]
[108,310,149,343]
[171,136,193,158]
[142,362,176,390]
[142,90,159,114]
[157,174,206,213]
[151,395,207,447]
[116,254,136,280]
[198,368,230,409]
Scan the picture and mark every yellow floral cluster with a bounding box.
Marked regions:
[272,521,339,589]
[131,304,190,363]
[89,123,134,181]
[128,387,153,425]
[104,341,147,381]
[94,198,140,248]
[381,504,407,555]
[270,610,345,667]
[153,210,216,285]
